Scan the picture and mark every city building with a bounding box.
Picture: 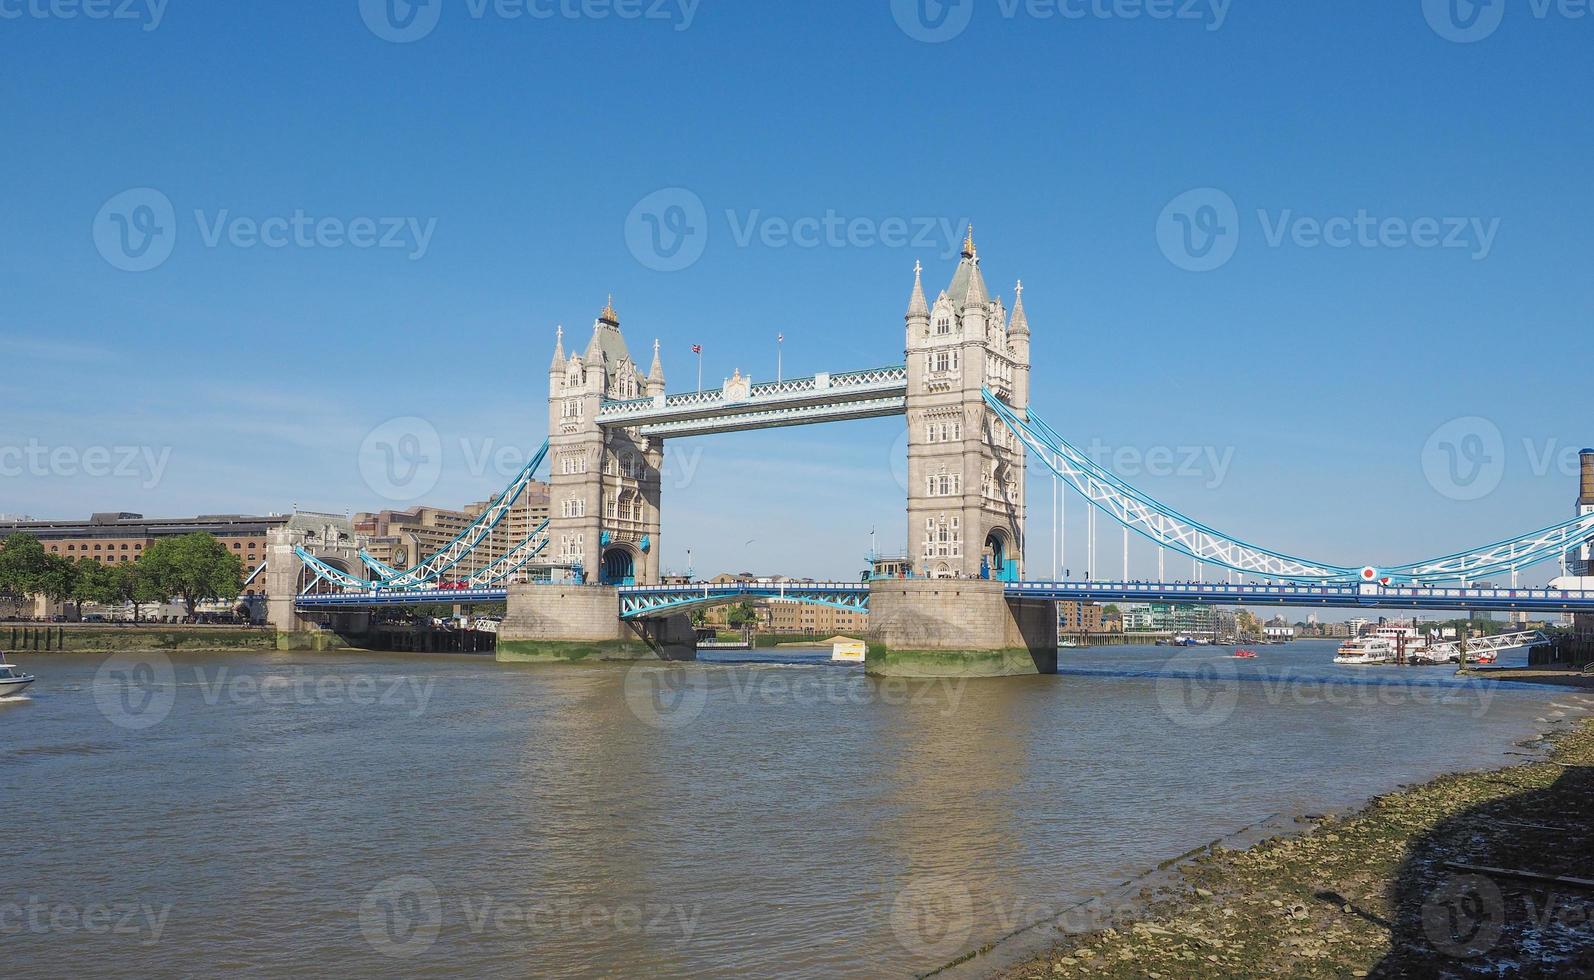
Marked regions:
[0,512,285,591]
[355,482,551,580]
[1264,616,1297,641]
[1148,602,1218,637]
[1058,601,1105,635]
[1121,604,1156,632]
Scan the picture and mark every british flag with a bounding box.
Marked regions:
[692,344,702,354]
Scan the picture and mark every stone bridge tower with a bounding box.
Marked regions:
[546,299,665,585]
[903,229,1030,579]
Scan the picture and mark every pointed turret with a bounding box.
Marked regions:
[1009,281,1029,336]
[907,260,930,319]
[646,338,666,397]
[549,324,566,369]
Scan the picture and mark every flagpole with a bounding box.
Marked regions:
[696,348,703,392]
[776,333,783,382]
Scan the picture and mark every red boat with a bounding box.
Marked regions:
[1233,649,1258,659]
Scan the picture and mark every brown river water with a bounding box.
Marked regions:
[1,640,1586,977]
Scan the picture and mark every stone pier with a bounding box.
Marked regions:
[865,579,1056,677]
[497,584,696,664]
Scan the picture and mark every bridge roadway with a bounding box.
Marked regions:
[293,580,1594,617]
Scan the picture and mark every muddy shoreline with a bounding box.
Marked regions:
[930,717,1594,979]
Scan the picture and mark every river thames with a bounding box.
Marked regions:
[3,641,1586,977]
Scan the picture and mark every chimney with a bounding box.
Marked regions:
[1582,449,1594,508]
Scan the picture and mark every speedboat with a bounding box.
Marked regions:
[0,658,36,698]
[1233,649,1258,659]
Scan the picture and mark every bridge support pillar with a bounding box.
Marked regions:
[866,579,1056,677]
[498,584,696,664]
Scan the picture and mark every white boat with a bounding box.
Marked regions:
[0,658,36,698]
[1333,637,1395,665]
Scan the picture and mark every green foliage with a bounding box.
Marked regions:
[725,601,758,627]
[140,533,243,618]
[0,534,51,597]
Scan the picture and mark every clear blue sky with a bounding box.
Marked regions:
[4,2,1592,583]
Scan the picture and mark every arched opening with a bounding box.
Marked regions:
[984,529,1015,582]
[601,546,636,586]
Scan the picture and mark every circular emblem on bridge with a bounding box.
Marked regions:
[622,664,709,730]
[1361,566,1379,582]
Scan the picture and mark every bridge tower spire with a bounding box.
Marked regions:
[902,238,1028,580]
[546,298,663,587]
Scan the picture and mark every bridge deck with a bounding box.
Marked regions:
[595,366,907,437]
[294,580,1594,616]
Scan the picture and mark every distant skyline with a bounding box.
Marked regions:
[4,4,1592,583]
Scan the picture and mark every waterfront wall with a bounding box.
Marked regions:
[6,625,274,654]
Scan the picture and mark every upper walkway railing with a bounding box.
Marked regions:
[596,365,907,435]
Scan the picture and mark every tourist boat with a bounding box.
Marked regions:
[1333,637,1395,665]
[0,658,36,698]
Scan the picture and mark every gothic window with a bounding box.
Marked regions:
[604,493,617,519]
[561,497,586,518]
[935,315,951,335]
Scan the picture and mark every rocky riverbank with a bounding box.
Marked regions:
[983,719,1594,978]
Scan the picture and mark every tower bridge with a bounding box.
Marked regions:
[274,231,1594,672]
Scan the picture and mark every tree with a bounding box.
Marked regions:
[726,601,759,628]
[140,533,243,620]
[72,558,127,619]
[0,534,52,598]
[111,562,163,624]
[36,554,82,619]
